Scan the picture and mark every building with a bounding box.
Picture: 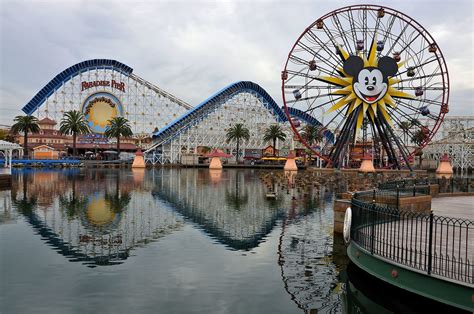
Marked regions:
[13,117,138,157]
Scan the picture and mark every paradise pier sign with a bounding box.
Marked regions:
[82,92,124,134]
[80,80,126,133]
[81,80,126,93]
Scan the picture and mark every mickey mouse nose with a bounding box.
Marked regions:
[367,86,375,91]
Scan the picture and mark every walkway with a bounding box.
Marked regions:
[431,196,474,219]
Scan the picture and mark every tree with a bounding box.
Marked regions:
[105,172,131,213]
[11,115,40,158]
[59,172,87,220]
[300,125,324,165]
[300,125,323,147]
[226,123,250,163]
[59,110,90,156]
[411,128,429,168]
[104,117,133,154]
[399,121,411,144]
[263,125,287,156]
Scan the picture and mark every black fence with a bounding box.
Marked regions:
[351,184,473,285]
[355,184,430,209]
[379,177,473,194]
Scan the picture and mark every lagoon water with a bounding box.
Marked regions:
[1,168,457,313]
[1,168,346,313]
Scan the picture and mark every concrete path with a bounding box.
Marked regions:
[431,196,474,219]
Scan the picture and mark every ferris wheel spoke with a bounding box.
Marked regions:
[397,72,443,84]
[391,102,423,119]
[306,29,344,66]
[386,21,411,56]
[396,86,444,91]
[370,15,382,51]
[406,97,443,107]
[331,14,354,54]
[379,14,397,47]
[347,10,360,51]
[389,110,418,140]
[285,92,338,104]
[304,96,345,114]
[320,26,349,65]
[397,54,437,77]
[284,85,339,90]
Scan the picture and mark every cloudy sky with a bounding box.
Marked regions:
[0,0,473,125]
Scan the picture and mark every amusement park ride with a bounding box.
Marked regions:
[20,5,451,170]
[282,5,449,170]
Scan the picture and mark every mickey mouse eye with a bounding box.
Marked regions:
[365,77,369,85]
[372,77,377,85]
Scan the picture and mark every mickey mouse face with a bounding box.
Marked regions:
[343,55,398,105]
[353,68,387,104]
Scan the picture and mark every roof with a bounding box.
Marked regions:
[74,143,137,150]
[33,144,55,150]
[205,149,232,158]
[38,117,57,125]
[0,140,21,150]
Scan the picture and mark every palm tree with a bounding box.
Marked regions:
[300,125,323,165]
[104,117,133,154]
[59,172,87,220]
[226,123,250,163]
[59,110,90,157]
[263,125,287,156]
[225,172,248,211]
[11,115,40,158]
[399,121,411,144]
[301,125,323,147]
[411,129,428,168]
[105,172,131,213]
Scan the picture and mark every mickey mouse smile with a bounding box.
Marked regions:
[360,92,381,103]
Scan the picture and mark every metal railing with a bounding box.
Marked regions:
[379,177,473,194]
[351,183,473,285]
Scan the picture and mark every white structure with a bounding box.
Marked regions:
[146,82,297,165]
[424,127,473,175]
[0,140,21,174]
[22,59,192,135]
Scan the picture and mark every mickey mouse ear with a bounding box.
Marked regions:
[378,56,398,77]
[343,56,364,77]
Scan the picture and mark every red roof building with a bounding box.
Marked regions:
[13,117,139,155]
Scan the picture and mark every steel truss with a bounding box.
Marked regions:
[147,89,296,164]
[23,60,192,135]
[422,117,474,174]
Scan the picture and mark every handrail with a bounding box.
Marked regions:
[351,178,473,285]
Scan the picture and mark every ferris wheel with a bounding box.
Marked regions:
[282,5,449,169]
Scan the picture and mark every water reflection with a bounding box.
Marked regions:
[4,167,395,313]
[151,168,287,250]
[278,192,345,313]
[10,169,184,267]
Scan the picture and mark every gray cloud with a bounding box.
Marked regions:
[1,0,472,125]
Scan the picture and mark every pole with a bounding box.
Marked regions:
[396,185,400,210]
[427,210,434,275]
[370,199,376,254]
